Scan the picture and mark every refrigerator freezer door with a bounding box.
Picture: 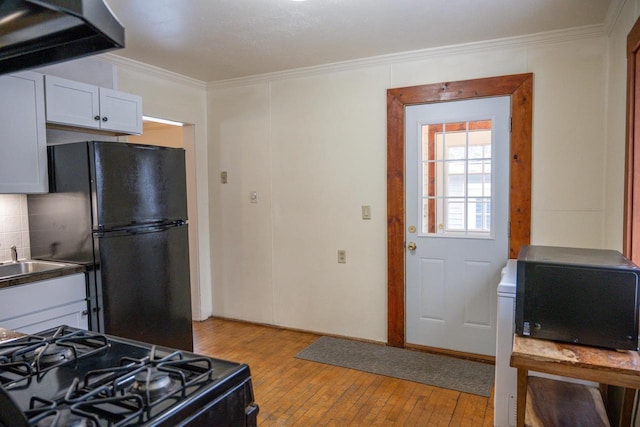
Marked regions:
[96,223,193,351]
[92,142,187,230]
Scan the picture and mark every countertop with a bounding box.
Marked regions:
[0,327,26,342]
[0,262,87,290]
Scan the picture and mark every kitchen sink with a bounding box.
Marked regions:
[0,261,72,279]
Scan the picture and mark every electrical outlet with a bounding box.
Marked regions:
[338,250,346,264]
[220,171,228,184]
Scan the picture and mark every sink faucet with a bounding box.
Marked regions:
[10,246,17,263]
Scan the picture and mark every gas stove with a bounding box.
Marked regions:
[0,326,258,426]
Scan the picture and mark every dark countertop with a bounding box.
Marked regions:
[0,262,87,289]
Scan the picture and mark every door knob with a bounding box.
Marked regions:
[407,242,417,251]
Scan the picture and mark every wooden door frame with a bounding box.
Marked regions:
[625,17,640,264]
[620,18,640,427]
[386,73,533,347]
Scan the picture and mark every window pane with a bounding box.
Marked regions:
[468,129,491,158]
[468,145,484,159]
[468,197,491,232]
[468,174,484,197]
[447,145,465,160]
[446,198,465,231]
[448,174,465,197]
[422,197,436,234]
[468,160,484,174]
[421,124,432,160]
[448,160,465,175]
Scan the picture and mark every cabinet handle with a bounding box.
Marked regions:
[94,115,100,121]
[82,310,89,316]
[102,117,108,122]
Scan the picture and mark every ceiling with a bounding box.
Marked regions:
[104,0,615,82]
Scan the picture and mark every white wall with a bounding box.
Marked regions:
[208,84,275,325]
[530,40,607,247]
[208,28,612,342]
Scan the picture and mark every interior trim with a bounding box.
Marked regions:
[203,27,599,88]
[621,15,640,425]
[624,16,640,264]
[386,73,533,348]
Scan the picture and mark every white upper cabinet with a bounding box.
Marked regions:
[44,75,100,129]
[45,75,142,135]
[98,88,143,134]
[0,71,48,194]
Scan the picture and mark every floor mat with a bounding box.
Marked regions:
[295,336,494,397]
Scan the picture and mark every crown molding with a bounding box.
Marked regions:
[603,0,627,35]
[101,53,207,90]
[99,23,606,91]
[207,24,606,90]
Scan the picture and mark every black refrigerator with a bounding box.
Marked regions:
[27,141,193,351]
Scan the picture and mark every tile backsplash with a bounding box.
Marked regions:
[0,195,30,262]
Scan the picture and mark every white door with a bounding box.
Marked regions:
[405,96,510,356]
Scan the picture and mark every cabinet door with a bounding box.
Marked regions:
[0,72,48,193]
[0,300,89,333]
[99,88,143,134]
[0,274,88,332]
[45,75,100,130]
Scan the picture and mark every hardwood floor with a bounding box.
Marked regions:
[193,318,495,426]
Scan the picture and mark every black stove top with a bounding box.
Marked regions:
[0,326,258,427]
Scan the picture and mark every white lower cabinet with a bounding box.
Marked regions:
[0,274,88,334]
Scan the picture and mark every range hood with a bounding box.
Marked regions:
[0,0,124,75]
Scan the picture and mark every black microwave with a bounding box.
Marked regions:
[515,245,640,350]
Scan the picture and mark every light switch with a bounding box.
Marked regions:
[221,171,228,184]
[362,205,371,220]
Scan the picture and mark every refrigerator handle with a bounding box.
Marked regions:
[95,221,186,237]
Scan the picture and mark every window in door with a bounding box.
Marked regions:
[421,119,493,237]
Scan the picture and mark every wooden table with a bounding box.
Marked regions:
[510,335,640,427]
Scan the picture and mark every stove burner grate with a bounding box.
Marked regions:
[58,346,217,421]
[23,394,140,427]
[33,409,99,427]
[34,343,77,368]
[0,326,110,380]
[130,368,177,401]
[71,395,145,426]
[13,395,98,427]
